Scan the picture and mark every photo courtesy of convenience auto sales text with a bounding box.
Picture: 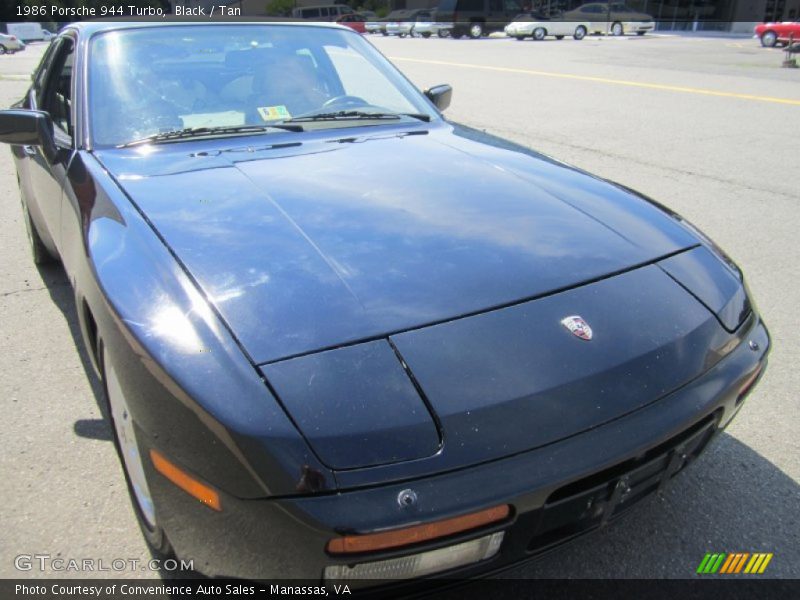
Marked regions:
[13,583,351,596]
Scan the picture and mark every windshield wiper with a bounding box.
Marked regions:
[287,110,431,123]
[117,124,303,148]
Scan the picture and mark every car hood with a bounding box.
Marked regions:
[96,123,698,365]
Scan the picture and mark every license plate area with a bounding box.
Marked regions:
[526,413,719,553]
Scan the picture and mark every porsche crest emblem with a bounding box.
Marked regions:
[561,315,593,341]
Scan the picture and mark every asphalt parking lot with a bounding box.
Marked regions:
[0,33,798,580]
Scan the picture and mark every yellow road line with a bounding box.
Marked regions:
[390,56,800,106]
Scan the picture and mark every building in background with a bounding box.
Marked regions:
[387,0,800,33]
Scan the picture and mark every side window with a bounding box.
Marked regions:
[31,40,61,107]
[41,38,75,137]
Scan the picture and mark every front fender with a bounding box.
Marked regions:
[65,151,333,498]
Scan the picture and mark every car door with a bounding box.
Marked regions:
[14,39,60,253]
[550,14,569,35]
[24,35,77,255]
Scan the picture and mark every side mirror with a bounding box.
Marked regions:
[0,109,58,163]
[424,84,452,112]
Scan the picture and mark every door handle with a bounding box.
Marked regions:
[22,145,37,157]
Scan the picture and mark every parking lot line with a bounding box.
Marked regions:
[391,56,800,106]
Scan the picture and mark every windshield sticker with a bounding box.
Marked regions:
[258,105,291,122]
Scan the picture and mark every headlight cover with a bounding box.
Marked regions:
[658,246,751,332]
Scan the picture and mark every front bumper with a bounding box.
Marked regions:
[505,25,533,36]
[145,316,768,581]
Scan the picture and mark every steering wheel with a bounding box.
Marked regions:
[322,95,369,109]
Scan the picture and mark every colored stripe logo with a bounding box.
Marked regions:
[697,552,773,574]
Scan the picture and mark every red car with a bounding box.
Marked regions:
[336,14,367,34]
[754,20,800,47]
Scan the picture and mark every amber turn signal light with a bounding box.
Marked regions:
[326,504,510,555]
[736,365,763,403]
[150,449,221,511]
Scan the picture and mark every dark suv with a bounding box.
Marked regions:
[437,0,523,38]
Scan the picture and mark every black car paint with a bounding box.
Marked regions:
[4,22,769,580]
[143,314,768,579]
[94,123,701,366]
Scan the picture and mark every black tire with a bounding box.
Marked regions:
[611,22,624,36]
[422,32,432,38]
[398,33,406,38]
[381,30,388,36]
[555,35,564,40]
[636,31,646,36]
[574,25,587,40]
[760,31,778,47]
[20,197,56,265]
[533,27,546,41]
[451,27,464,38]
[514,35,526,41]
[0,45,7,55]
[438,29,450,38]
[468,22,484,39]
[101,343,173,557]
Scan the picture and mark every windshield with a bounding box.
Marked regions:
[88,25,436,147]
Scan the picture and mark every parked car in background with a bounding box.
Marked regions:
[6,22,47,42]
[363,12,382,33]
[376,10,407,35]
[0,33,25,54]
[754,20,800,47]
[563,2,654,36]
[385,9,434,37]
[336,13,367,33]
[291,4,353,20]
[412,12,451,38]
[437,0,524,38]
[505,13,590,40]
[365,19,383,33]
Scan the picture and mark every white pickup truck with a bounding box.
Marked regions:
[6,23,54,42]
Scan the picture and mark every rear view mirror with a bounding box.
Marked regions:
[0,109,57,163]
[424,84,453,112]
